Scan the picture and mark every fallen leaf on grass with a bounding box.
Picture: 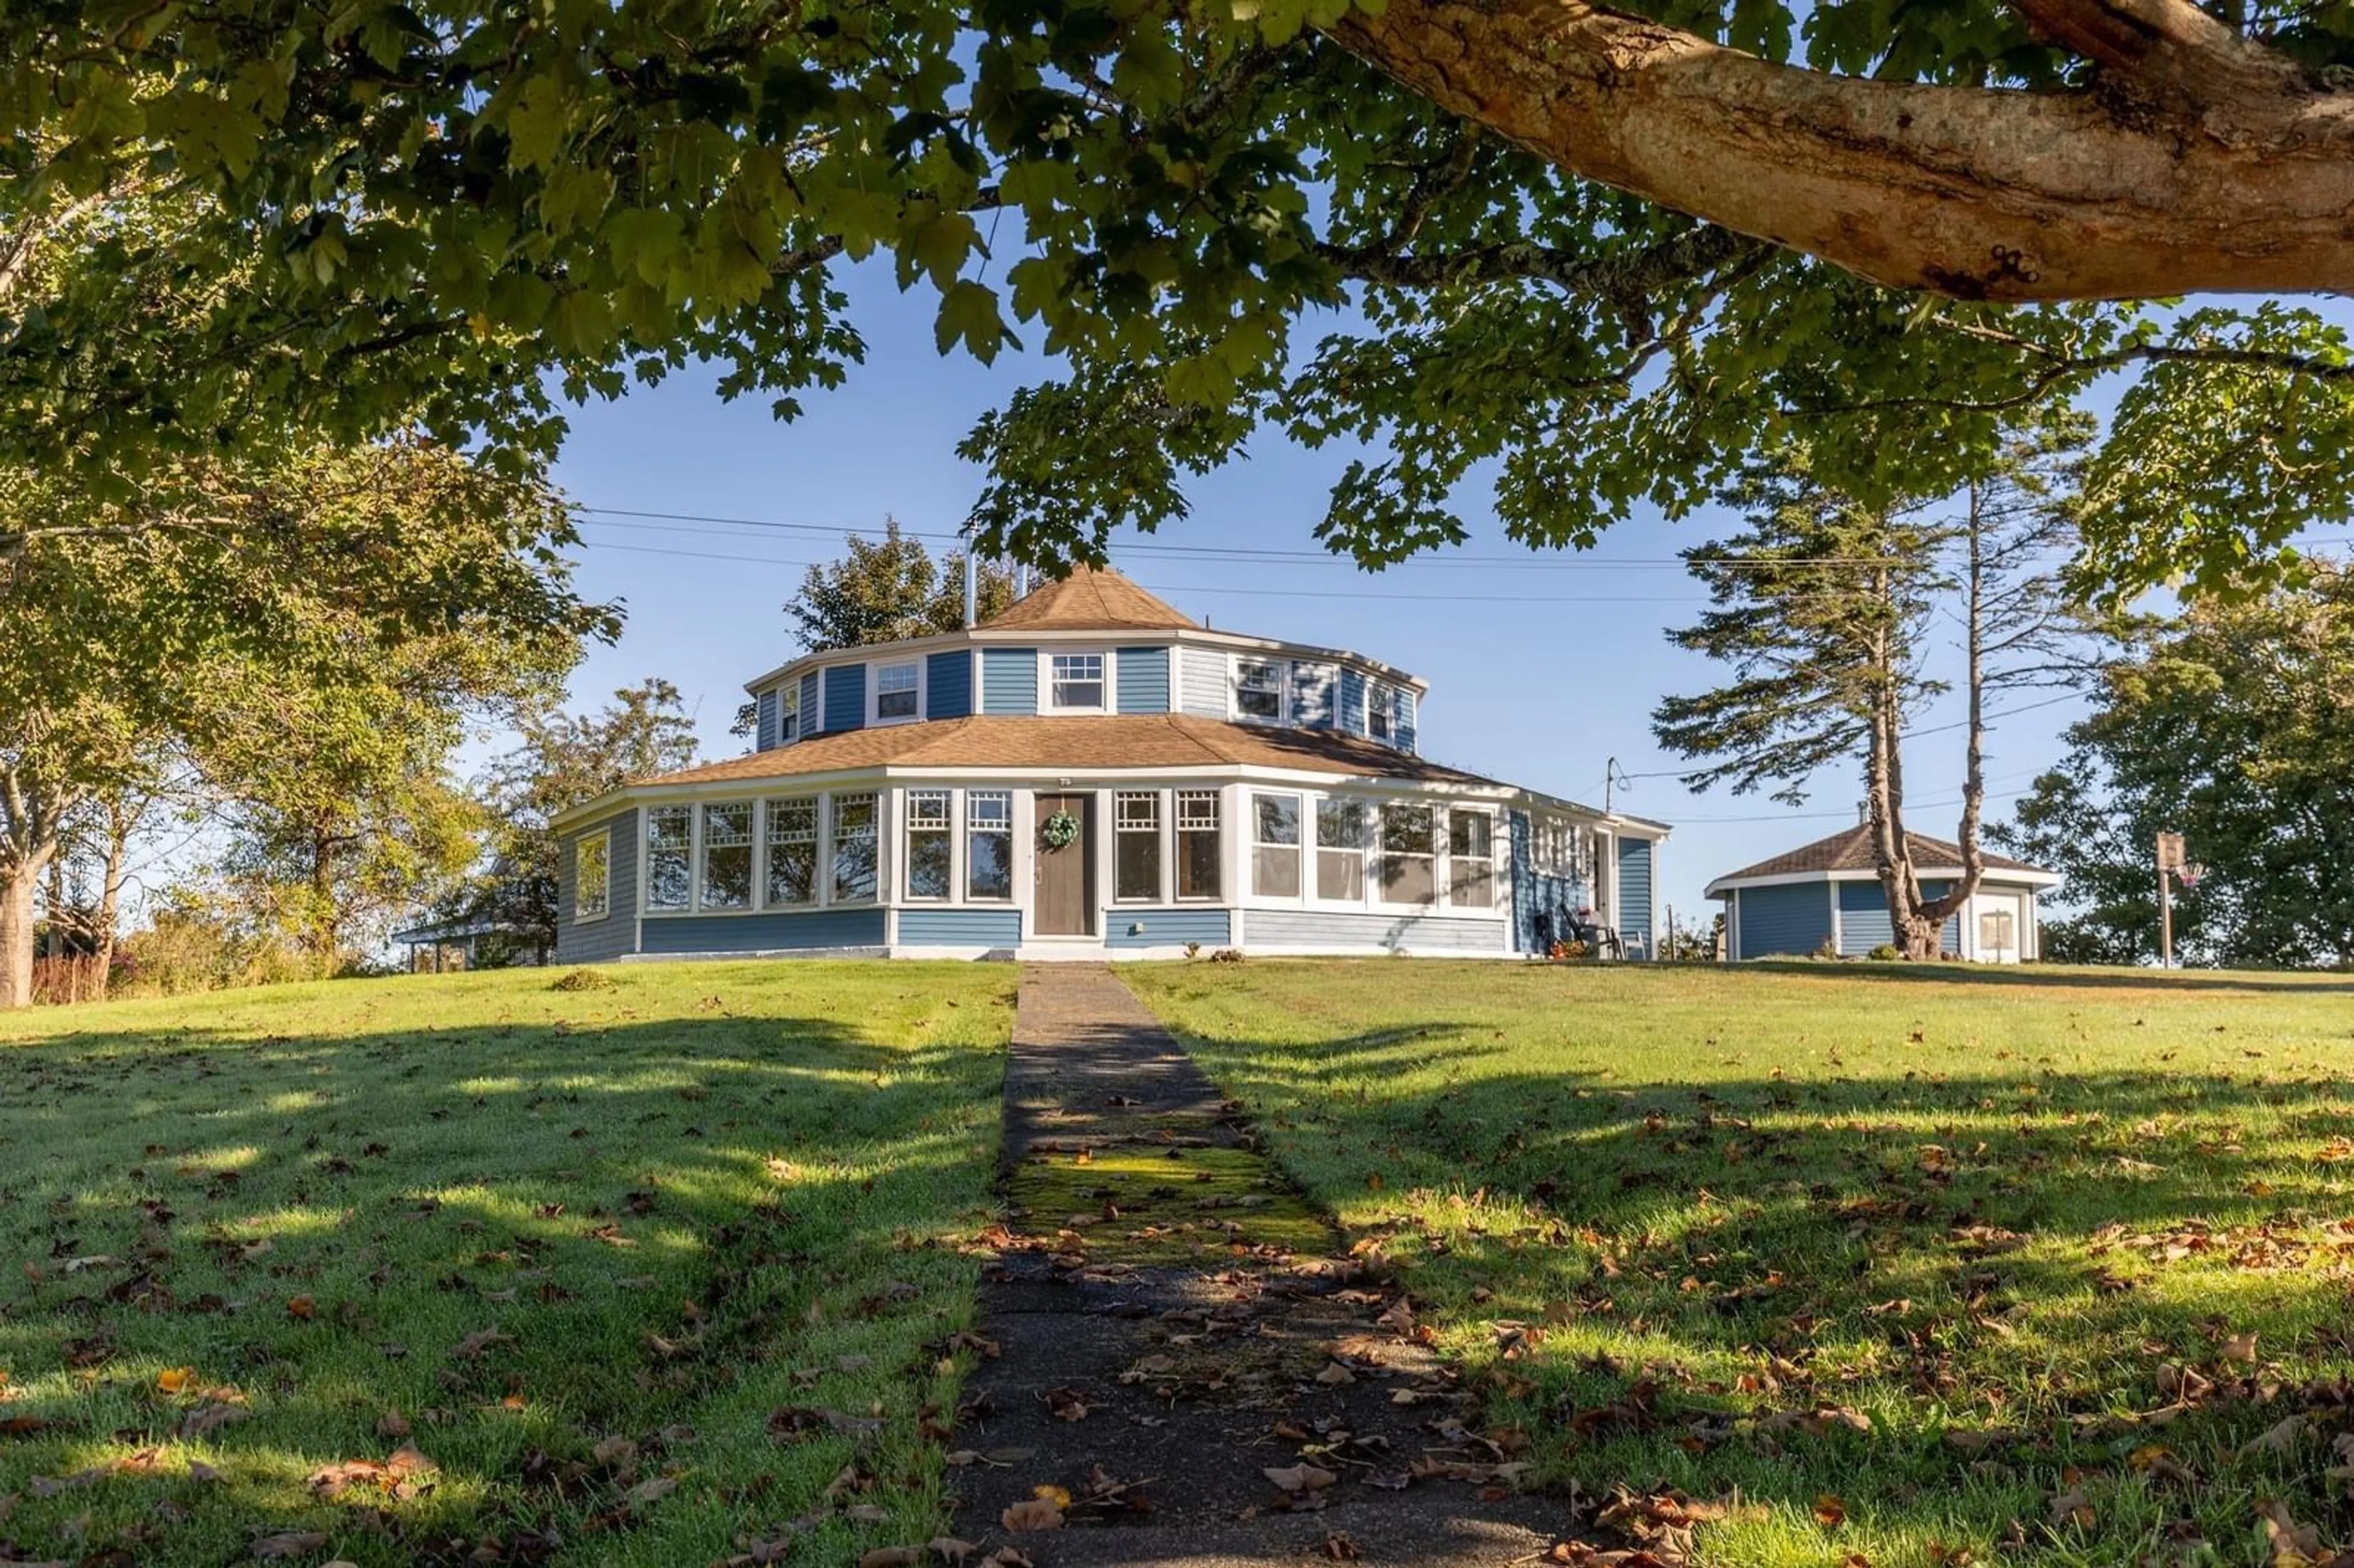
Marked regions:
[251,1532,330,1560]
[1814,1496,1848,1527]
[2256,1499,2326,1567]
[625,1474,678,1509]
[286,1295,315,1320]
[2049,1489,2093,1531]
[156,1368,197,1394]
[2242,1415,2307,1457]
[453,1328,513,1360]
[860,1551,923,1568]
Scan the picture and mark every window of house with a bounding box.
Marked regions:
[574,831,610,921]
[1176,789,1222,900]
[1316,798,1366,902]
[966,791,1013,899]
[1378,801,1436,905]
[646,805,691,910]
[1049,653,1107,711]
[1368,682,1396,742]
[1115,791,1162,902]
[831,793,879,902]
[1236,658,1285,721]
[701,802,753,909]
[766,796,818,906]
[1448,809,1495,908]
[1979,908,2015,952]
[777,682,799,744]
[1252,793,1301,898]
[907,790,953,900]
[874,661,920,721]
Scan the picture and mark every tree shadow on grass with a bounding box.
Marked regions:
[1176,1022,2354,1562]
[1739,957,2354,995]
[0,1005,1007,1567]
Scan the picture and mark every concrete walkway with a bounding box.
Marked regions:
[950,964,1564,1566]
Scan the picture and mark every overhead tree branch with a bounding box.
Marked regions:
[1320,0,2354,300]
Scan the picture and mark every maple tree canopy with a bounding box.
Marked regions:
[6,0,2353,596]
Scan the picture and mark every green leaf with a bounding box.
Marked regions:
[935,281,1011,362]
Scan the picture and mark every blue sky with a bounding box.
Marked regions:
[546,257,2089,934]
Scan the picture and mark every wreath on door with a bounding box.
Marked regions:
[1040,811,1081,850]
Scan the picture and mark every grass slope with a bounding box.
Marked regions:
[0,962,1015,1567]
[1127,959,2354,1567]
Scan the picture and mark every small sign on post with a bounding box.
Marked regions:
[2155,831,2186,968]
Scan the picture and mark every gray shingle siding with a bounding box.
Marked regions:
[1104,907,1232,949]
[799,671,821,736]
[981,648,1037,714]
[554,807,639,964]
[639,908,887,954]
[1177,645,1227,718]
[898,908,1021,946]
[926,650,973,720]
[1115,646,1170,714]
[1246,910,1509,953]
[824,664,866,733]
[1732,882,1830,958]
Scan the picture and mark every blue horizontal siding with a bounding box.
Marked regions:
[1396,690,1418,753]
[926,650,973,720]
[897,908,1021,947]
[1115,646,1170,714]
[1293,662,1336,728]
[799,671,822,736]
[555,807,638,964]
[1618,837,1654,957]
[1837,878,1961,956]
[1733,883,1832,959]
[1105,908,1233,949]
[824,664,866,733]
[756,687,779,751]
[1338,668,1366,734]
[639,908,887,954]
[1511,810,1594,954]
[981,648,1038,715]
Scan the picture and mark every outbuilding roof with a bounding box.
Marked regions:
[1709,824,2051,891]
[620,714,1504,791]
[980,565,1200,632]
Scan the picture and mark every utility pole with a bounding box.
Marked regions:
[1604,758,1629,815]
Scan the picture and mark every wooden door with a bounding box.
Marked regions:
[1034,793,1094,936]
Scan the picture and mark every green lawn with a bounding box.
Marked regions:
[0,962,1015,1567]
[1126,960,2354,1567]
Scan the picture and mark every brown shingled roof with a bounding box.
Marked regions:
[1714,824,2047,883]
[628,715,1500,789]
[980,566,1200,631]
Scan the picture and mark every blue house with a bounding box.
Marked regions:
[1707,826,2058,962]
[550,568,1669,962]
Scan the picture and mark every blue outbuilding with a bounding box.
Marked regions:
[1707,826,2058,962]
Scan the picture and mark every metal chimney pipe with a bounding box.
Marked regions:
[963,545,978,628]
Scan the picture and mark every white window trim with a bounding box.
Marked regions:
[1173,786,1224,904]
[868,659,926,728]
[1310,794,1371,908]
[763,794,822,911]
[573,829,611,923]
[966,789,1016,903]
[904,788,956,902]
[1038,648,1116,715]
[829,789,885,905]
[1446,805,1499,911]
[1249,789,1306,903]
[640,790,889,917]
[697,799,757,912]
[1113,789,1167,905]
[1232,655,1287,726]
[1367,680,1397,743]
[776,682,800,745]
[644,804,694,914]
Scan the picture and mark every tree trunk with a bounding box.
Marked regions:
[1323,0,2354,300]
[0,858,41,1010]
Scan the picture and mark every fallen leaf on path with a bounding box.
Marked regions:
[1263,1464,1338,1494]
[1000,1498,1064,1531]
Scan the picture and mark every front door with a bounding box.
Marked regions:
[1034,793,1094,937]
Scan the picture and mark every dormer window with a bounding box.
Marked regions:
[1236,658,1285,721]
[873,660,920,723]
[1368,680,1396,742]
[1048,652,1107,712]
[777,681,800,744]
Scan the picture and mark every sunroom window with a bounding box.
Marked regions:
[1236,659,1285,721]
[831,793,879,903]
[1448,809,1495,908]
[1316,798,1366,902]
[1115,791,1161,902]
[1176,790,1222,900]
[907,790,953,900]
[766,796,818,906]
[1251,793,1301,898]
[1049,653,1106,710]
[967,792,1013,900]
[700,802,753,910]
[1378,802,1436,905]
[646,807,691,910]
[875,661,919,721]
